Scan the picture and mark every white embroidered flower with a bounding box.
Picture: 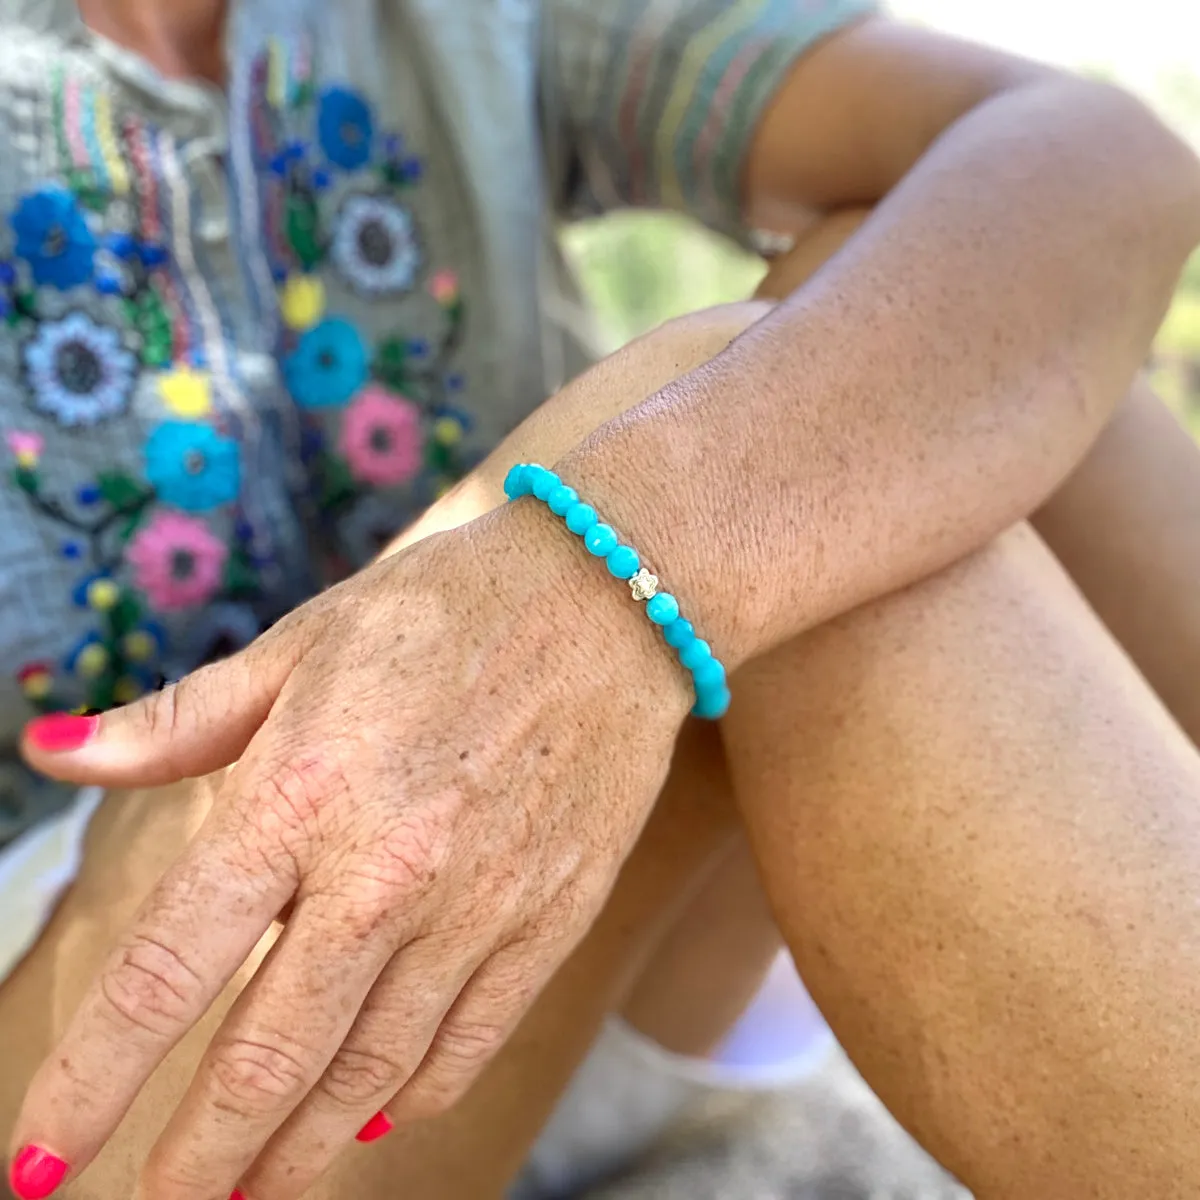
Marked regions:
[23,311,137,426]
[331,194,421,296]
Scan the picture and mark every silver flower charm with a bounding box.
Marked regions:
[628,568,659,602]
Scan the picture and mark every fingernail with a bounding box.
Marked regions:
[25,713,99,754]
[355,1111,393,1143]
[9,1146,68,1200]
[230,1191,246,1200]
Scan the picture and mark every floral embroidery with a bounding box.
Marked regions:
[428,269,459,307]
[125,511,229,611]
[4,430,43,469]
[318,86,375,170]
[279,273,326,330]
[143,421,241,512]
[11,186,97,290]
[339,386,423,486]
[23,312,137,426]
[158,365,213,419]
[331,195,421,296]
[17,662,54,702]
[284,317,369,409]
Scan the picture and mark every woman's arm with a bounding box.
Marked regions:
[554,22,1200,666]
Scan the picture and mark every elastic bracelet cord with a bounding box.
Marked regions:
[503,463,731,720]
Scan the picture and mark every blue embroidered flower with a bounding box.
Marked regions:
[24,312,137,426]
[144,421,241,512]
[284,317,368,409]
[11,186,97,290]
[318,86,374,170]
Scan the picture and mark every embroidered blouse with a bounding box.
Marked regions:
[0,0,874,845]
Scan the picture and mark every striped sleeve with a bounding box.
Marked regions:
[540,0,878,240]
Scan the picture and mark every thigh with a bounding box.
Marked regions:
[0,723,739,1200]
[724,523,1200,1198]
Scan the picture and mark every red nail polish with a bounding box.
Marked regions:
[9,1146,68,1200]
[355,1111,393,1143]
[25,713,99,754]
[230,1190,247,1200]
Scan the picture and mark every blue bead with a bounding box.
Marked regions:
[96,273,124,295]
[140,242,169,267]
[523,464,549,496]
[547,484,579,516]
[663,618,695,649]
[565,502,598,535]
[503,464,528,499]
[692,685,731,720]
[692,657,726,692]
[606,544,640,579]
[532,469,561,502]
[584,523,618,557]
[646,593,680,626]
[0,261,16,284]
[679,638,712,671]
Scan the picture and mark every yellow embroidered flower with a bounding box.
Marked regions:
[433,416,463,446]
[113,676,145,705]
[17,663,54,700]
[159,365,213,418]
[122,630,157,662]
[280,274,326,330]
[86,578,121,611]
[76,642,110,679]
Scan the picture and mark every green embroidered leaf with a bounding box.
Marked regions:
[117,507,149,543]
[286,193,323,270]
[13,290,38,320]
[107,593,143,639]
[373,336,410,391]
[97,470,143,510]
[13,466,38,495]
[425,440,455,474]
[86,670,118,715]
[223,550,260,600]
[316,453,358,514]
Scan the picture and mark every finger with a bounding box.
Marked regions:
[238,937,484,1199]
[388,938,561,1126]
[8,807,297,1190]
[20,627,306,788]
[138,899,396,1200]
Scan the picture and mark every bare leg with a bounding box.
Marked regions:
[1034,375,1200,742]
[727,524,1200,1197]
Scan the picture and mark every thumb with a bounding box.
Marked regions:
[21,632,301,788]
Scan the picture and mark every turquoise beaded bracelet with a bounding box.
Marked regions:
[503,463,731,720]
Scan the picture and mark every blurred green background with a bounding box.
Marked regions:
[562,4,1200,434]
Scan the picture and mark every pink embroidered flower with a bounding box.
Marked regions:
[5,430,44,468]
[427,269,459,307]
[125,510,228,611]
[339,386,423,487]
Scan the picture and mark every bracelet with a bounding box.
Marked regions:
[503,463,731,720]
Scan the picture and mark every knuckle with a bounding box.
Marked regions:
[209,1033,314,1111]
[432,1018,507,1081]
[373,810,453,897]
[98,933,202,1039]
[321,1044,408,1109]
[251,751,352,839]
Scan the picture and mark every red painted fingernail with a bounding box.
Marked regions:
[229,1191,246,1200]
[25,713,99,754]
[9,1146,68,1200]
[355,1111,393,1143]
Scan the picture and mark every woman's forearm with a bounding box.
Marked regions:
[559,77,1200,666]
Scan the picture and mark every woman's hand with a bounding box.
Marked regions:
[13,499,689,1200]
